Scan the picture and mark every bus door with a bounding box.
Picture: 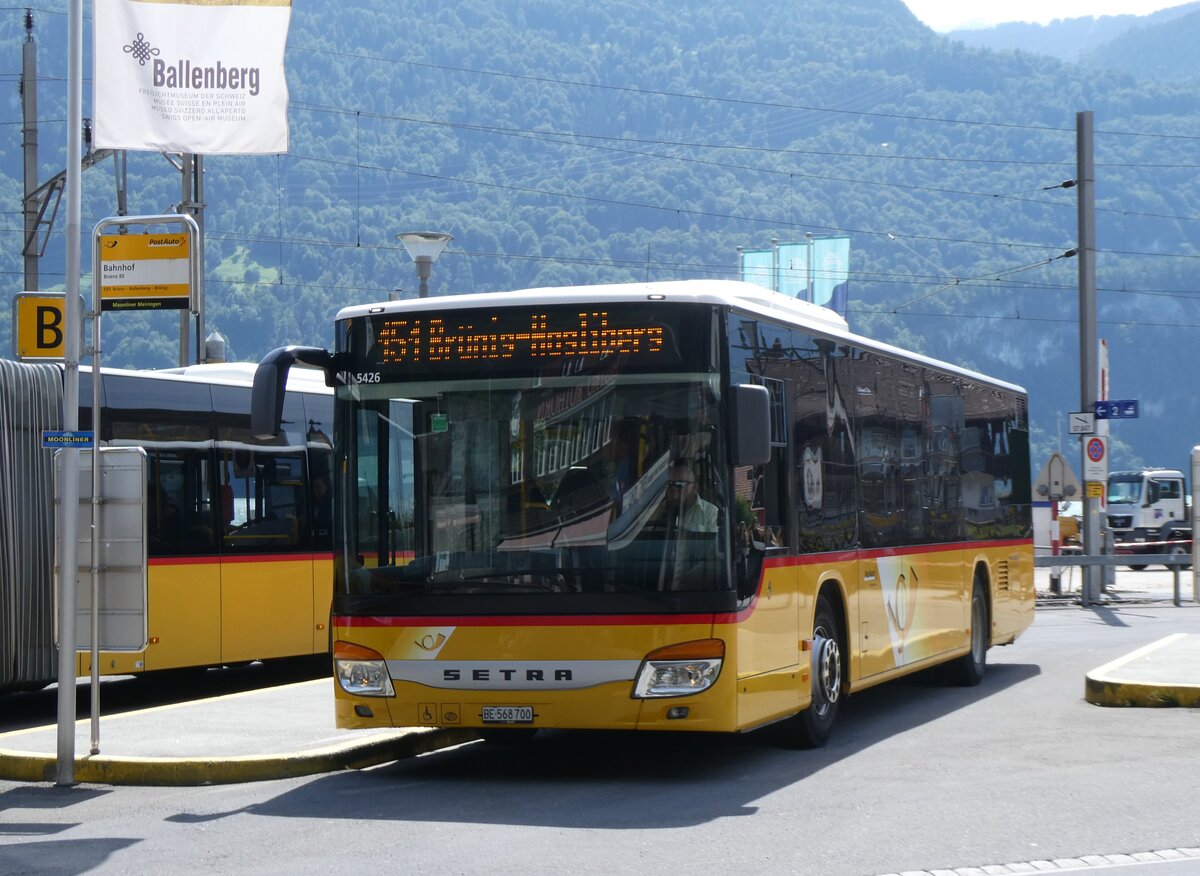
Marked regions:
[218,447,314,662]
[141,445,222,670]
[215,385,315,664]
[105,375,222,673]
[733,373,798,724]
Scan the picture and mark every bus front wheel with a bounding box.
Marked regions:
[791,594,843,748]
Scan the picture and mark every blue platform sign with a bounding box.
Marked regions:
[42,430,94,449]
[1094,399,1138,420]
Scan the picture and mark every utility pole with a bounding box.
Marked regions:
[22,9,37,290]
[178,154,206,365]
[1077,110,1101,606]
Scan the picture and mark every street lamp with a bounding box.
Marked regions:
[396,231,453,298]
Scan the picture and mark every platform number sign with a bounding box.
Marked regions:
[1094,399,1138,420]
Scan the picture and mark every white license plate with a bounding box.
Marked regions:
[481,706,534,724]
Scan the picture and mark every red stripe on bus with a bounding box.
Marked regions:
[337,612,731,628]
[148,552,335,566]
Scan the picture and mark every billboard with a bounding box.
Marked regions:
[739,238,851,317]
[811,236,850,317]
[93,0,292,154]
[739,249,774,291]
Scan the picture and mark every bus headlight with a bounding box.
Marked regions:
[632,639,724,698]
[334,640,395,697]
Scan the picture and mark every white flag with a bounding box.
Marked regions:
[93,0,291,154]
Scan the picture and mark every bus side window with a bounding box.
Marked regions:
[220,451,308,550]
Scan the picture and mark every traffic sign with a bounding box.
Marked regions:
[1034,451,1081,501]
[1094,399,1138,420]
[1083,435,1108,481]
[1068,411,1096,435]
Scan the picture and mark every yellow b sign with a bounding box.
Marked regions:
[12,292,77,360]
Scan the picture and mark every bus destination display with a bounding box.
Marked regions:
[374,308,668,367]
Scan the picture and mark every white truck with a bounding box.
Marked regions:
[1106,468,1192,570]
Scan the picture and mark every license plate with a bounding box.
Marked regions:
[481,706,534,724]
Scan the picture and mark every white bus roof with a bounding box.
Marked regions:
[83,361,331,394]
[335,279,1026,395]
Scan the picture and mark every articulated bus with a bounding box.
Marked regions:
[0,360,333,694]
[253,279,1034,746]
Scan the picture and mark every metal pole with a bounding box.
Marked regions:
[178,155,193,366]
[1049,496,1061,595]
[1077,110,1100,607]
[805,231,814,303]
[193,155,205,363]
[56,0,84,786]
[770,237,779,294]
[22,10,38,291]
[417,258,431,298]
[1192,446,1200,604]
[89,316,101,755]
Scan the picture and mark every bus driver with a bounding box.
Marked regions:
[665,458,718,533]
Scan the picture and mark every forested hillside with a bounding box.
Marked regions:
[3,0,1200,472]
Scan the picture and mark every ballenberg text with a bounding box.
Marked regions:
[152,59,261,96]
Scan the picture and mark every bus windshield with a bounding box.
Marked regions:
[340,372,732,606]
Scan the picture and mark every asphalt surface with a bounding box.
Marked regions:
[1,566,1197,786]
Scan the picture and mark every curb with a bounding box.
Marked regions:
[1085,634,1200,707]
[0,727,477,786]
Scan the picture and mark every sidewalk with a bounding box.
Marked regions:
[1085,633,1200,707]
[0,678,476,786]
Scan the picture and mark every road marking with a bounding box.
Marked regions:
[1087,634,1187,683]
[877,845,1200,874]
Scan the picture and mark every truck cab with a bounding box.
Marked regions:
[1106,468,1189,545]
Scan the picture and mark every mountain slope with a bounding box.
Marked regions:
[2,0,1200,472]
[945,2,1200,66]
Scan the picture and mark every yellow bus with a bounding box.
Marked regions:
[253,280,1034,746]
[0,361,333,693]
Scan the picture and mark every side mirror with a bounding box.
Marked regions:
[251,345,335,440]
[729,383,771,466]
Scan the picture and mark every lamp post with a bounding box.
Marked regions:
[396,231,452,298]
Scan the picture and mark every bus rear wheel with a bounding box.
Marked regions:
[948,577,988,686]
[791,594,842,748]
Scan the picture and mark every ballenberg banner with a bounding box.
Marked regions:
[93,0,291,154]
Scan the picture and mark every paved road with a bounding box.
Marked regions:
[3,594,1199,875]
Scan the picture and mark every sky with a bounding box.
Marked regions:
[902,0,1190,32]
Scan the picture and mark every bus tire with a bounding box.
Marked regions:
[949,576,988,686]
[792,593,843,748]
